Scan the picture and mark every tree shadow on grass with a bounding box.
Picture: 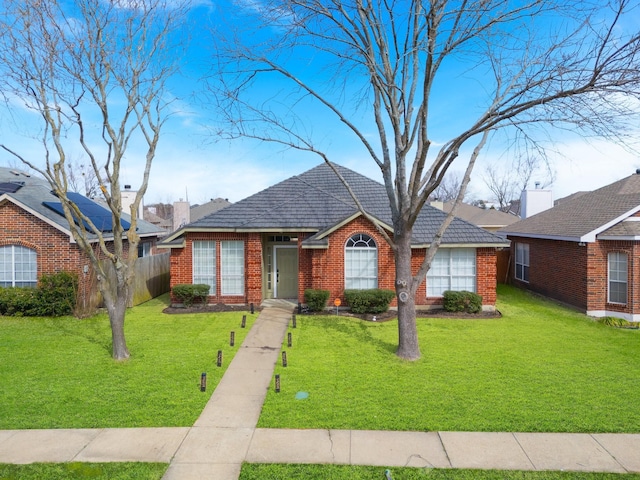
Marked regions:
[320,317,397,355]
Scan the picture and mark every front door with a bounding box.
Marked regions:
[274,246,298,299]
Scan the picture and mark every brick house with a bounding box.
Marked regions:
[161,163,508,310]
[501,170,640,321]
[0,167,163,312]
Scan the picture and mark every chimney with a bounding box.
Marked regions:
[173,199,190,231]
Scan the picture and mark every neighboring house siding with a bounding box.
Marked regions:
[508,237,589,310]
[589,240,639,317]
[0,201,92,311]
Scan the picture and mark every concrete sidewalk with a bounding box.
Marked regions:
[1,302,639,478]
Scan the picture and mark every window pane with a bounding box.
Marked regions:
[193,241,216,293]
[427,248,476,297]
[0,245,37,288]
[608,252,627,304]
[222,240,244,295]
[515,243,529,282]
[345,234,377,290]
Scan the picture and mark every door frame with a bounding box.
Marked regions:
[273,245,298,298]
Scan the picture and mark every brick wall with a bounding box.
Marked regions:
[0,201,93,310]
[171,216,500,308]
[507,236,640,316]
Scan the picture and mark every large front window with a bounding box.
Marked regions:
[0,245,37,287]
[427,248,476,297]
[193,241,216,293]
[608,252,628,304]
[515,243,529,282]
[345,233,378,289]
[221,240,244,295]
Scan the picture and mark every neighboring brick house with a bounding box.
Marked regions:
[0,167,163,312]
[501,170,640,321]
[161,163,508,310]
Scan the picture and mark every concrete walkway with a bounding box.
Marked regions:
[1,303,640,478]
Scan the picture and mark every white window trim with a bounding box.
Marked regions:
[608,251,628,305]
[427,248,476,297]
[345,233,378,290]
[221,240,245,296]
[0,244,37,288]
[515,243,530,283]
[192,240,216,294]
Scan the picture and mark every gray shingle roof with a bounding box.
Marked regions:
[180,163,507,247]
[0,167,162,238]
[501,172,640,241]
[436,201,520,228]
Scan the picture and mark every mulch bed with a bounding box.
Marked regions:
[163,303,501,321]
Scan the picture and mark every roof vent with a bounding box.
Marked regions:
[636,168,640,175]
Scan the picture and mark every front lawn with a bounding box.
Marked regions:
[240,464,640,480]
[0,295,257,429]
[0,462,167,480]
[258,285,640,433]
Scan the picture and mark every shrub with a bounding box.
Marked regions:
[172,284,210,307]
[599,316,639,329]
[304,289,330,312]
[36,272,78,317]
[443,290,482,314]
[344,289,395,314]
[0,272,77,317]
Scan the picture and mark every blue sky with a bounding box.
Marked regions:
[1,0,639,208]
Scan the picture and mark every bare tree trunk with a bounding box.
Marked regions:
[100,264,130,360]
[395,233,420,360]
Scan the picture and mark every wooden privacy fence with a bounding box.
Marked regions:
[86,252,170,311]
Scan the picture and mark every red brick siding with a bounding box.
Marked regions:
[507,237,589,309]
[170,216,500,308]
[0,201,93,311]
[507,236,640,315]
[170,232,262,305]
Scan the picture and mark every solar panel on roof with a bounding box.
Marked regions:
[0,182,24,194]
[43,191,132,232]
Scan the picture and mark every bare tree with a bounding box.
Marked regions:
[67,160,104,199]
[0,0,186,360]
[430,171,474,203]
[483,156,555,213]
[211,0,640,360]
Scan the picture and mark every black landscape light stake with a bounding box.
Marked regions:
[292,314,297,328]
[287,332,292,348]
[282,351,288,367]
[200,372,207,392]
[230,331,235,346]
[241,315,246,328]
[217,350,223,367]
[250,303,254,314]
[275,374,281,393]
[297,302,302,314]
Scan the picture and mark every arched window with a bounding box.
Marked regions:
[345,233,378,289]
[0,245,37,287]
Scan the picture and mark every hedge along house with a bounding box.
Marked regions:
[162,163,508,310]
[501,170,640,322]
[0,167,164,313]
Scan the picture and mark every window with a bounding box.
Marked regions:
[221,240,244,295]
[427,248,476,297]
[515,243,529,282]
[0,245,37,288]
[193,241,216,293]
[608,252,628,304]
[345,233,378,289]
[138,242,152,258]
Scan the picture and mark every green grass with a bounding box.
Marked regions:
[0,295,257,429]
[258,285,640,433]
[240,464,640,479]
[0,462,167,479]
